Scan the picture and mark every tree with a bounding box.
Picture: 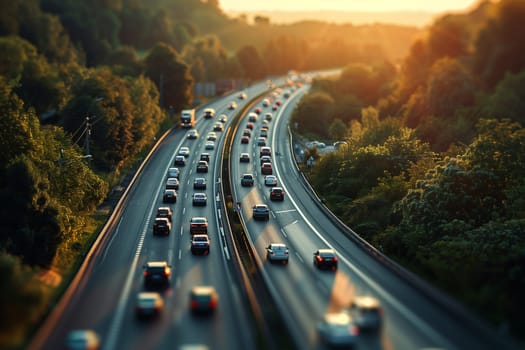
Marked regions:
[236,45,266,81]
[144,43,193,109]
[328,119,347,141]
[484,70,525,125]
[291,92,334,138]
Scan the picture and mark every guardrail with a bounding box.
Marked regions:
[286,127,519,350]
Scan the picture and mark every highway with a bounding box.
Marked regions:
[229,86,514,350]
[32,76,515,350]
[35,81,273,350]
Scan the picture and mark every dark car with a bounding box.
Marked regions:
[196,160,208,173]
[239,153,250,163]
[352,296,383,331]
[264,112,273,121]
[246,122,255,130]
[254,107,262,114]
[270,187,285,201]
[241,174,254,187]
[192,193,207,206]
[174,155,186,166]
[190,217,208,234]
[190,286,218,314]
[260,155,272,165]
[153,217,171,235]
[193,177,207,190]
[261,162,273,175]
[260,146,272,157]
[191,234,210,255]
[203,108,215,119]
[313,249,338,270]
[143,261,171,288]
[213,122,224,132]
[156,207,172,221]
[242,128,252,137]
[163,189,177,203]
[252,204,270,221]
[200,153,210,162]
[240,136,250,144]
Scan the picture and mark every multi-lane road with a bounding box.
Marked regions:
[31,77,516,350]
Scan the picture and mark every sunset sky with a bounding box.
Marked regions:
[219,0,481,13]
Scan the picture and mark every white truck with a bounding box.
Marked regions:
[180,109,195,128]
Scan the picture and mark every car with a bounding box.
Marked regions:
[272,104,278,111]
[352,296,383,331]
[248,113,258,122]
[187,129,199,139]
[167,167,180,179]
[213,122,224,131]
[200,153,210,162]
[196,160,208,173]
[190,286,218,314]
[246,122,255,130]
[264,175,277,187]
[206,132,217,141]
[193,177,207,190]
[143,261,171,288]
[191,234,210,254]
[204,141,215,150]
[317,312,359,347]
[65,329,100,350]
[227,101,237,110]
[238,92,247,100]
[313,249,338,270]
[190,217,208,234]
[239,153,250,163]
[174,155,186,166]
[242,128,252,137]
[241,173,255,187]
[275,99,283,106]
[166,177,179,190]
[260,129,268,138]
[203,108,215,118]
[262,98,270,107]
[270,187,285,201]
[178,146,190,157]
[135,292,164,319]
[156,206,172,221]
[219,114,228,123]
[254,107,262,114]
[192,193,207,206]
[257,137,267,146]
[264,112,273,121]
[260,146,272,157]
[163,189,177,203]
[153,217,171,235]
[266,243,289,264]
[262,119,269,128]
[261,162,273,175]
[252,204,269,221]
[260,155,272,165]
[240,136,250,144]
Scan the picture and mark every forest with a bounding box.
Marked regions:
[0,0,521,347]
[291,0,525,341]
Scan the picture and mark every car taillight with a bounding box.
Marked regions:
[316,256,323,261]
[285,250,289,255]
[191,300,198,309]
[143,271,149,277]
[333,257,338,262]
[350,325,359,336]
[209,299,217,308]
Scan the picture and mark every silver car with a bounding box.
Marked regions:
[317,312,359,347]
[266,243,289,264]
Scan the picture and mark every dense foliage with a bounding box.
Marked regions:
[295,0,525,340]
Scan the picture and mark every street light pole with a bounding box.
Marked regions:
[84,116,91,158]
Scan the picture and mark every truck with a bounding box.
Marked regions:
[180,109,195,128]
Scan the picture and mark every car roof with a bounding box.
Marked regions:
[191,217,207,222]
[323,312,352,325]
[353,296,381,309]
[191,286,216,296]
[146,261,168,267]
[269,243,287,249]
[318,249,336,256]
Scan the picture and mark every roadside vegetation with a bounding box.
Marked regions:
[292,0,525,341]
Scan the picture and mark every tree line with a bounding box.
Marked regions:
[292,0,525,341]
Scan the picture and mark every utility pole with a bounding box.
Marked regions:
[84,116,91,157]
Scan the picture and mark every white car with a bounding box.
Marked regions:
[207,132,217,141]
[264,175,277,187]
[167,167,180,179]
[317,313,359,347]
[205,141,215,150]
[178,146,190,157]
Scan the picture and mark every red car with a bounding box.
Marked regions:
[241,136,250,144]
[261,162,273,175]
[270,187,285,201]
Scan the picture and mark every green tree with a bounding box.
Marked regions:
[236,45,266,81]
[484,70,525,125]
[144,43,193,109]
[291,92,334,138]
[328,119,347,141]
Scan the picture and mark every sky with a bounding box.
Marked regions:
[219,0,481,13]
